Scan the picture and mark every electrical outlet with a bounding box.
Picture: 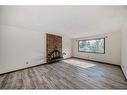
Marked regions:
[26,61,29,64]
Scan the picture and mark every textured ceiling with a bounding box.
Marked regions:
[0,6,127,38]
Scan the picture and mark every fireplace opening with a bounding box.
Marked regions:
[47,50,62,62]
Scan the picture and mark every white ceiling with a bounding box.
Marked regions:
[0,6,127,38]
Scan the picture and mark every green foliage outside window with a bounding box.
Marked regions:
[79,38,105,54]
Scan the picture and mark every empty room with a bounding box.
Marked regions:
[0,6,127,89]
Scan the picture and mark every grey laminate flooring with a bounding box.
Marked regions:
[0,58,127,89]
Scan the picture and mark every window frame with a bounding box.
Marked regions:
[78,38,105,54]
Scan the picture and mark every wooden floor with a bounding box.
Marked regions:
[0,58,127,89]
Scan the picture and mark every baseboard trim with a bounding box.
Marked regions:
[72,57,120,67]
[72,57,127,80]
[0,63,46,76]
[1,57,126,80]
[120,66,127,80]
[0,57,72,76]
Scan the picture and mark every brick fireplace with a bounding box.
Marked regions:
[46,34,62,62]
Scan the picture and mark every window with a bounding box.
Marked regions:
[78,38,105,54]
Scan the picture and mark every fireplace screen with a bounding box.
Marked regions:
[47,50,62,61]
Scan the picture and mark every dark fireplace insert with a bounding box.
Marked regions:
[47,50,62,62]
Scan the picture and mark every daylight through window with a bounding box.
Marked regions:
[78,38,105,54]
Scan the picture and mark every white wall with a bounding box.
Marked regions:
[62,36,72,59]
[0,6,126,39]
[121,25,127,78]
[72,31,121,65]
[0,25,72,74]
